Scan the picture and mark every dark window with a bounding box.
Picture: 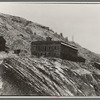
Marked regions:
[45,46,46,51]
[48,52,50,56]
[35,53,37,56]
[46,46,47,51]
[38,46,40,51]
[33,46,36,50]
[36,46,37,50]
[57,46,58,49]
[45,52,46,56]
[55,46,57,49]
[49,46,50,50]
[42,46,44,51]
[41,53,42,56]
[52,46,53,50]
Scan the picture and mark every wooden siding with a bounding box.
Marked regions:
[0,36,6,51]
[31,43,61,58]
[60,43,78,61]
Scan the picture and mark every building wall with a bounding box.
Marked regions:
[61,44,78,61]
[31,43,61,58]
[0,37,6,51]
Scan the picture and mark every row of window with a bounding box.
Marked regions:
[34,52,59,57]
[32,45,59,51]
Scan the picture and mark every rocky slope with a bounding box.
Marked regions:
[1,55,100,96]
[0,13,100,96]
[0,13,66,52]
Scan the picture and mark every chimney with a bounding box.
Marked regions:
[46,37,52,41]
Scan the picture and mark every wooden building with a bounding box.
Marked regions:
[31,37,84,62]
[0,36,6,51]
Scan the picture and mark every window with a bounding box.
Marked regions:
[55,46,58,50]
[49,46,51,50]
[41,53,42,56]
[36,53,38,56]
[36,46,37,50]
[42,46,44,51]
[46,46,48,51]
[51,46,53,50]
[54,53,56,56]
[48,52,50,56]
[38,46,40,51]
[42,46,45,51]
[57,46,59,50]
[45,46,46,51]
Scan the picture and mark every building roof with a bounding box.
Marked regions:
[31,40,77,50]
[61,42,77,50]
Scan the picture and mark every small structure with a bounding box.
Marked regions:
[94,62,100,70]
[0,36,6,51]
[14,49,28,56]
[14,49,21,56]
[31,37,84,62]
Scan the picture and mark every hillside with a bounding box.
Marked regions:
[0,13,66,52]
[0,13,100,96]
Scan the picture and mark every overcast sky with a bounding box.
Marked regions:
[0,3,100,54]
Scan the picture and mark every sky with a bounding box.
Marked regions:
[0,2,100,54]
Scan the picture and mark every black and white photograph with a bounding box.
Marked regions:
[0,2,99,97]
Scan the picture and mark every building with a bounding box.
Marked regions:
[31,37,84,62]
[0,36,6,51]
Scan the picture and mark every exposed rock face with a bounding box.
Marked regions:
[0,56,100,96]
[0,13,100,96]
